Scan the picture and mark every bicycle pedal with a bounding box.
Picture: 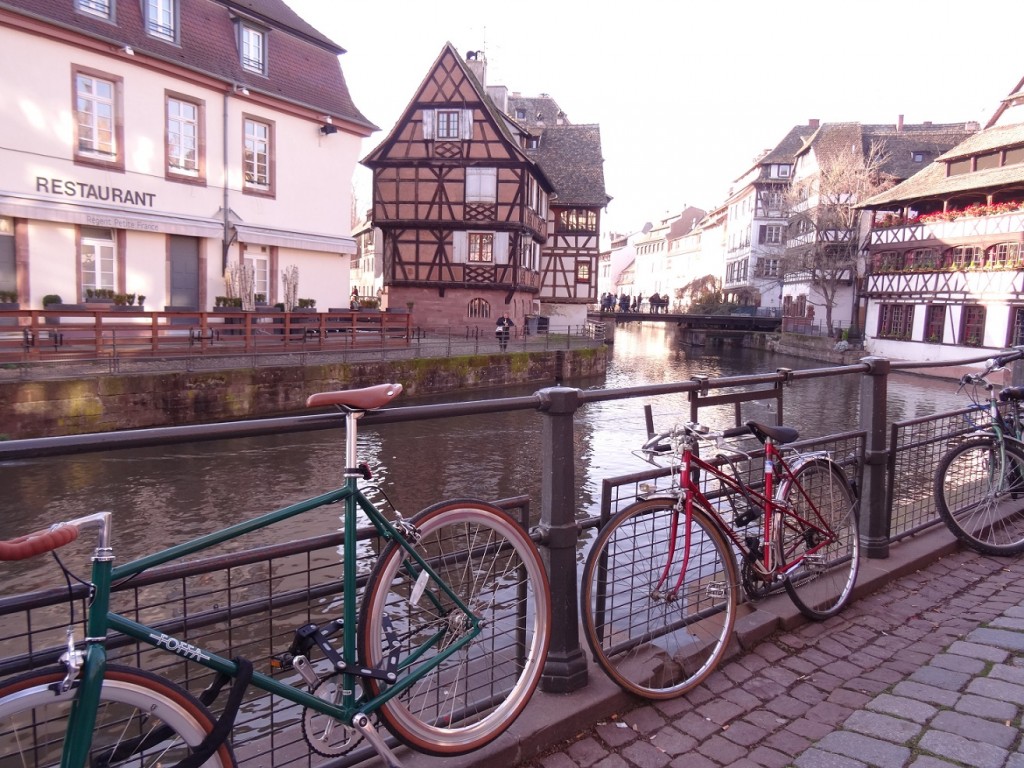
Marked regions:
[270,652,294,671]
[803,553,827,573]
[734,508,761,527]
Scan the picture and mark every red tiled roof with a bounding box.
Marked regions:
[3,0,374,132]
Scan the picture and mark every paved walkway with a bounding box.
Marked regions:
[388,523,1024,768]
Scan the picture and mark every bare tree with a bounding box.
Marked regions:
[783,139,895,335]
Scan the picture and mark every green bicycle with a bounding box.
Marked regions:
[0,383,551,767]
[933,349,1024,555]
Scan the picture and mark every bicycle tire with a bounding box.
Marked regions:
[0,664,236,767]
[776,458,860,620]
[934,437,1024,555]
[580,498,737,699]
[358,499,551,755]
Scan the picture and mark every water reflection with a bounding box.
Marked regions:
[0,323,965,591]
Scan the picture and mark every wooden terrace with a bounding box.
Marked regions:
[0,308,413,362]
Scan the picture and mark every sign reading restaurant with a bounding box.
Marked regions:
[36,176,156,208]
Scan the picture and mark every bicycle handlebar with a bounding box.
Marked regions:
[0,523,79,561]
[641,423,752,454]
[958,347,1024,387]
[0,511,110,562]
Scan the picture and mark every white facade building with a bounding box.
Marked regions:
[0,0,374,311]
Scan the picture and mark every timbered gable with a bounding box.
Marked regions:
[363,45,529,168]
[361,43,606,328]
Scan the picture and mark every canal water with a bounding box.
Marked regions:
[0,323,965,591]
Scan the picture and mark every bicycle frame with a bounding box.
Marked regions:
[655,433,837,597]
[61,409,482,768]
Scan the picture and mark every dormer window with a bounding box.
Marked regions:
[911,151,925,163]
[146,0,177,42]
[516,108,526,119]
[77,0,112,19]
[777,165,790,178]
[240,23,267,75]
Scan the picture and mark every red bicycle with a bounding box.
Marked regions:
[581,419,860,698]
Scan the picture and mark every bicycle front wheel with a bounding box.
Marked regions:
[358,499,551,756]
[934,437,1024,555]
[0,664,236,767]
[776,458,860,620]
[580,498,737,699]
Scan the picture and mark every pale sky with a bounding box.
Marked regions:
[288,0,1023,235]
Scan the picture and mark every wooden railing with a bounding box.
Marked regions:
[0,308,412,361]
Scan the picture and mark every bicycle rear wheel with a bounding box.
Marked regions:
[776,458,859,620]
[934,437,1024,555]
[580,498,737,699]
[0,664,236,767]
[358,499,550,756]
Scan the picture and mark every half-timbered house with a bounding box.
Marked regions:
[361,45,609,331]
[860,78,1024,361]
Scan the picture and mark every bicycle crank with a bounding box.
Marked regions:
[302,674,376,756]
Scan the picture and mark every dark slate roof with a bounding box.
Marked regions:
[862,122,1024,207]
[797,121,976,180]
[506,95,568,129]
[1,0,374,132]
[526,123,610,207]
[743,123,819,181]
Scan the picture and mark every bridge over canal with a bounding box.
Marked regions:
[587,310,781,344]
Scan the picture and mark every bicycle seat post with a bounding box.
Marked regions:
[344,408,363,477]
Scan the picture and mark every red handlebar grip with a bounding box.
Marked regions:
[0,524,79,561]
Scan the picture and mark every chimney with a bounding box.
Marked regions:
[897,114,904,132]
[808,118,820,129]
[464,50,486,86]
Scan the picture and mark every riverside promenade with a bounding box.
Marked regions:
[390,522,1024,768]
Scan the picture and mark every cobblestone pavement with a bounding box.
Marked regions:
[513,546,1024,768]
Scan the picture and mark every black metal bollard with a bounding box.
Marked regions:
[858,356,891,558]
[535,386,589,693]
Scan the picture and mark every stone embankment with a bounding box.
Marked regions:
[0,347,606,439]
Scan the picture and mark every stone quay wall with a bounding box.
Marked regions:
[0,348,607,440]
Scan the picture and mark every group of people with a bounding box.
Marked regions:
[599,292,671,314]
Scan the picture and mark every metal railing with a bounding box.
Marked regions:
[0,318,603,381]
[0,351,999,766]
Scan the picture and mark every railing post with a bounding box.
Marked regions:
[859,356,890,558]
[536,386,588,693]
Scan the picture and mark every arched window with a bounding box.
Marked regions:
[907,249,938,270]
[468,298,490,319]
[944,246,982,270]
[987,242,1021,270]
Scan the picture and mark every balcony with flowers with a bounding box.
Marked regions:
[870,241,1023,275]
[868,200,1024,246]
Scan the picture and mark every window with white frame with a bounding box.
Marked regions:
[436,110,461,139]
[77,0,112,19]
[146,0,176,41]
[468,233,493,262]
[466,168,497,203]
[244,251,269,298]
[759,224,784,245]
[167,96,200,178]
[422,109,472,140]
[75,71,118,161]
[778,165,790,177]
[241,24,266,74]
[243,118,272,192]
[80,227,115,292]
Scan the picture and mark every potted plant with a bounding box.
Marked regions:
[0,290,18,309]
